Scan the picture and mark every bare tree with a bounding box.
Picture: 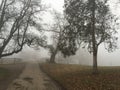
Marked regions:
[0,0,46,58]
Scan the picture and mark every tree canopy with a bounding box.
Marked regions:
[0,0,46,58]
[59,0,118,73]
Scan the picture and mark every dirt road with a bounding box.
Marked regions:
[7,61,61,90]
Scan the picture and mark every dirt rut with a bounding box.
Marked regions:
[7,61,61,90]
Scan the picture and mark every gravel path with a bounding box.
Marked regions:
[7,61,61,90]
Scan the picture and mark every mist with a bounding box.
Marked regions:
[4,0,120,66]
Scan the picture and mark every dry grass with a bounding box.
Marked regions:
[40,63,120,90]
[0,63,25,90]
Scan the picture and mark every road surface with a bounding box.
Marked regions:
[7,60,61,90]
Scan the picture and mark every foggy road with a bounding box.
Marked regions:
[7,60,61,90]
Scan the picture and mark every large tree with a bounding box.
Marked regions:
[0,0,46,58]
[49,11,65,63]
[44,11,65,63]
[59,0,118,73]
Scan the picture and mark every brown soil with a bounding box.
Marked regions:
[7,61,61,90]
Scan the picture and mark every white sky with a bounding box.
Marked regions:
[41,0,64,24]
[9,0,120,66]
[41,0,120,66]
[42,0,64,12]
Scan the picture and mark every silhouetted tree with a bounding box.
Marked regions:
[0,0,46,58]
[26,33,47,50]
[46,11,65,63]
[59,0,118,74]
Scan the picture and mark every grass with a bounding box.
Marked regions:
[0,63,25,90]
[0,68,9,80]
[40,63,120,90]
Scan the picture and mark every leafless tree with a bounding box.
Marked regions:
[0,0,46,58]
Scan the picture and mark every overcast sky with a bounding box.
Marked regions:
[11,0,120,66]
[41,0,120,66]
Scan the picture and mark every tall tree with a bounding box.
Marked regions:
[59,0,118,73]
[0,0,46,58]
[45,11,65,63]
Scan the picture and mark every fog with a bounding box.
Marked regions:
[5,0,120,66]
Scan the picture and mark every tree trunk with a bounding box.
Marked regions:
[93,47,98,74]
[91,0,98,74]
[50,53,56,63]
[0,34,14,58]
[49,47,58,63]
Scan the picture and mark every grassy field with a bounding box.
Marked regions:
[0,68,9,80]
[40,63,120,90]
[0,63,25,90]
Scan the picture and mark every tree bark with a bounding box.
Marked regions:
[91,0,98,74]
[93,47,98,74]
[50,53,56,63]
[49,47,58,63]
